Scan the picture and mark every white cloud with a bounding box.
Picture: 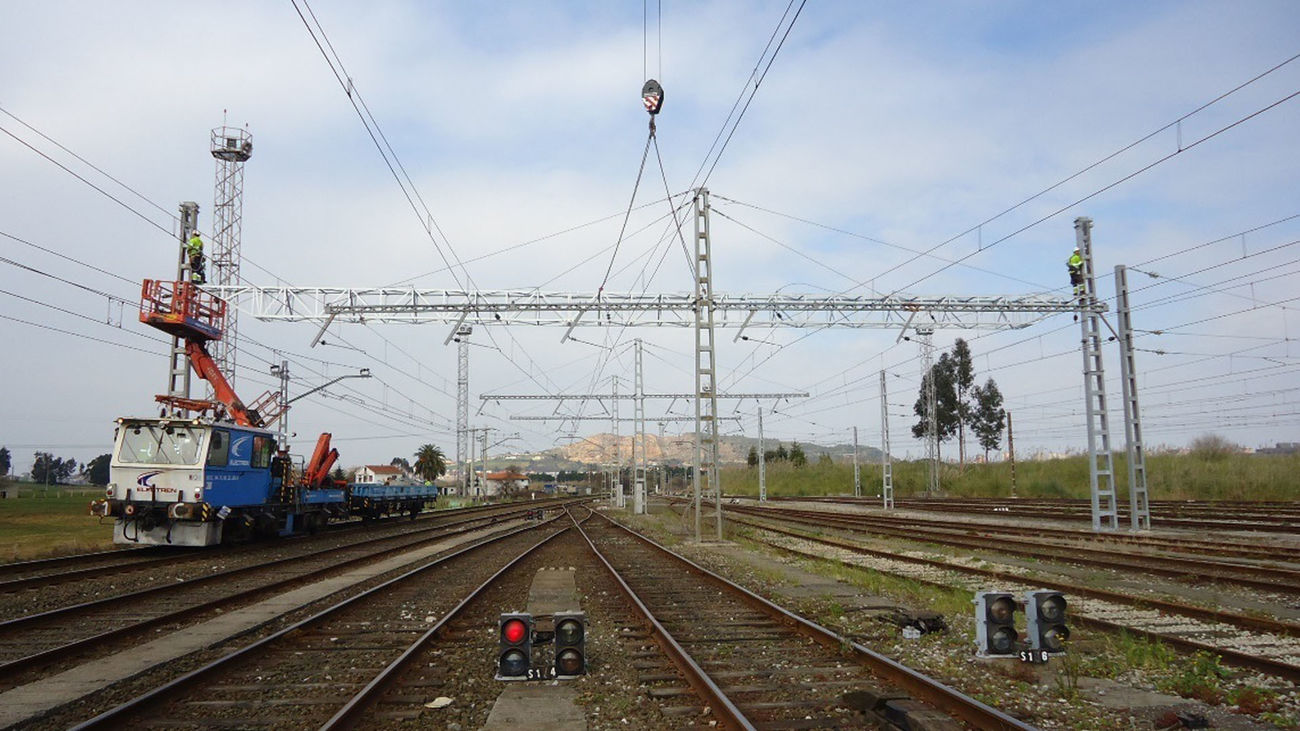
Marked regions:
[2,0,1299,475]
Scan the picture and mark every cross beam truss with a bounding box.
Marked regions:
[208,287,1097,330]
[482,392,808,401]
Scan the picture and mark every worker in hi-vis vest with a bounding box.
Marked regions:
[186,231,205,284]
[1067,247,1084,320]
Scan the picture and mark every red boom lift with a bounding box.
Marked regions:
[139,279,340,486]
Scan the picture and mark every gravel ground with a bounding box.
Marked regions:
[16,520,536,730]
[365,522,703,730]
[0,511,492,621]
[622,503,1300,730]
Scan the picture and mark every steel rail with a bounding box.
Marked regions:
[586,510,1035,730]
[0,549,186,593]
[0,505,558,682]
[836,497,1300,534]
[723,509,1300,684]
[0,546,157,580]
[319,510,585,729]
[570,509,754,731]
[0,496,578,593]
[68,515,568,730]
[723,508,1300,638]
[755,499,1290,562]
[739,503,1300,593]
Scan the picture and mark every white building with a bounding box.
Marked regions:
[355,464,411,484]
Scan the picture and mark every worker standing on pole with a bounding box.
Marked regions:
[186,231,206,284]
[1067,246,1084,319]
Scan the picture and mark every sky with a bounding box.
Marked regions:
[2,0,1299,477]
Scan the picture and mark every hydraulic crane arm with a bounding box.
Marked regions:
[185,340,263,428]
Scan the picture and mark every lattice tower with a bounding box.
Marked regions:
[209,125,252,389]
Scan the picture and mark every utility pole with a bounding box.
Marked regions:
[852,426,860,498]
[633,339,647,514]
[479,428,489,497]
[468,425,478,498]
[209,122,252,391]
[612,376,624,508]
[272,359,290,443]
[693,188,722,542]
[1114,265,1150,531]
[880,371,893,510]
[757,407,766,502]
[455,325,471,496]
[1076,217,1119,531]
[917,325,939,494]
[1007,410,1017,498]
[164,201,201,414]
[658,420,666,495]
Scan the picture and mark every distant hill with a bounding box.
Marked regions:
[482,432,884,472]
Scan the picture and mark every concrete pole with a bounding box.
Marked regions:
[852,426,860,497]
[757,407,766,502]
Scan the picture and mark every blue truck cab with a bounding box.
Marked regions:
[93,417,306,546]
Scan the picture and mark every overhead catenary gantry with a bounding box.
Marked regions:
[209,288,1087,331]
[217,194,1129,537]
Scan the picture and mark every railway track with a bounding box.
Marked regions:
[775,496,1300,534]
[577,509,1032,729]
[721,502,1300,596]
[57,505,1043,729]
[0,502,577,688]
[708,505,1300,684]
[761,503,1286,563]
[0,497,577,597]
[66,515,570,730]
[22,498,1286,728]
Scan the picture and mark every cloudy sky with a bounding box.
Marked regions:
[2,1,1298,476]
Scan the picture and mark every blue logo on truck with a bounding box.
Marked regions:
[136,470,164,487]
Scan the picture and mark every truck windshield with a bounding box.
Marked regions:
[118,425,204,466]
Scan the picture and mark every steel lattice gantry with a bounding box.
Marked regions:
[209,287,1087,330]
[208,125,252,390]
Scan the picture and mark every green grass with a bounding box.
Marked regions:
[722,451,1300,501]
[0,483,115,561]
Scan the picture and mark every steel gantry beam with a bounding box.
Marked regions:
[209,287,1093,330]
[512,416,741,422]
[481,391,808,402]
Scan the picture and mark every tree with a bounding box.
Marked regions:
[413,444,447,482]
[950,339,975,466]
[0,446,10,477]
[390,456,412,472]
[83,454,112,485]
[818,452,833,465]
[746,446,758,467]
[775,444,789,461]
[912,355,960,460]
[331,466,346,482]
[970,378,1006,461]
[789,442,807,467]
[31,452,76,484]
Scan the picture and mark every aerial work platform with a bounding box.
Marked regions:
[140,279,226,342]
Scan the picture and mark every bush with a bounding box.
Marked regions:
[1189,434,1239,461]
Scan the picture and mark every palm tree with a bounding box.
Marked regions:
[414,444,447,482]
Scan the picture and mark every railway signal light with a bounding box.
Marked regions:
[974,591,1018,657]
[1025,590,1069,654]
[553,611,586,678]
[497,613,533,680]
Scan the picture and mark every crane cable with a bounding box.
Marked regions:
[597,130,655,296]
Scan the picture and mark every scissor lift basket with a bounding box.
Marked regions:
[140,280,226,342]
